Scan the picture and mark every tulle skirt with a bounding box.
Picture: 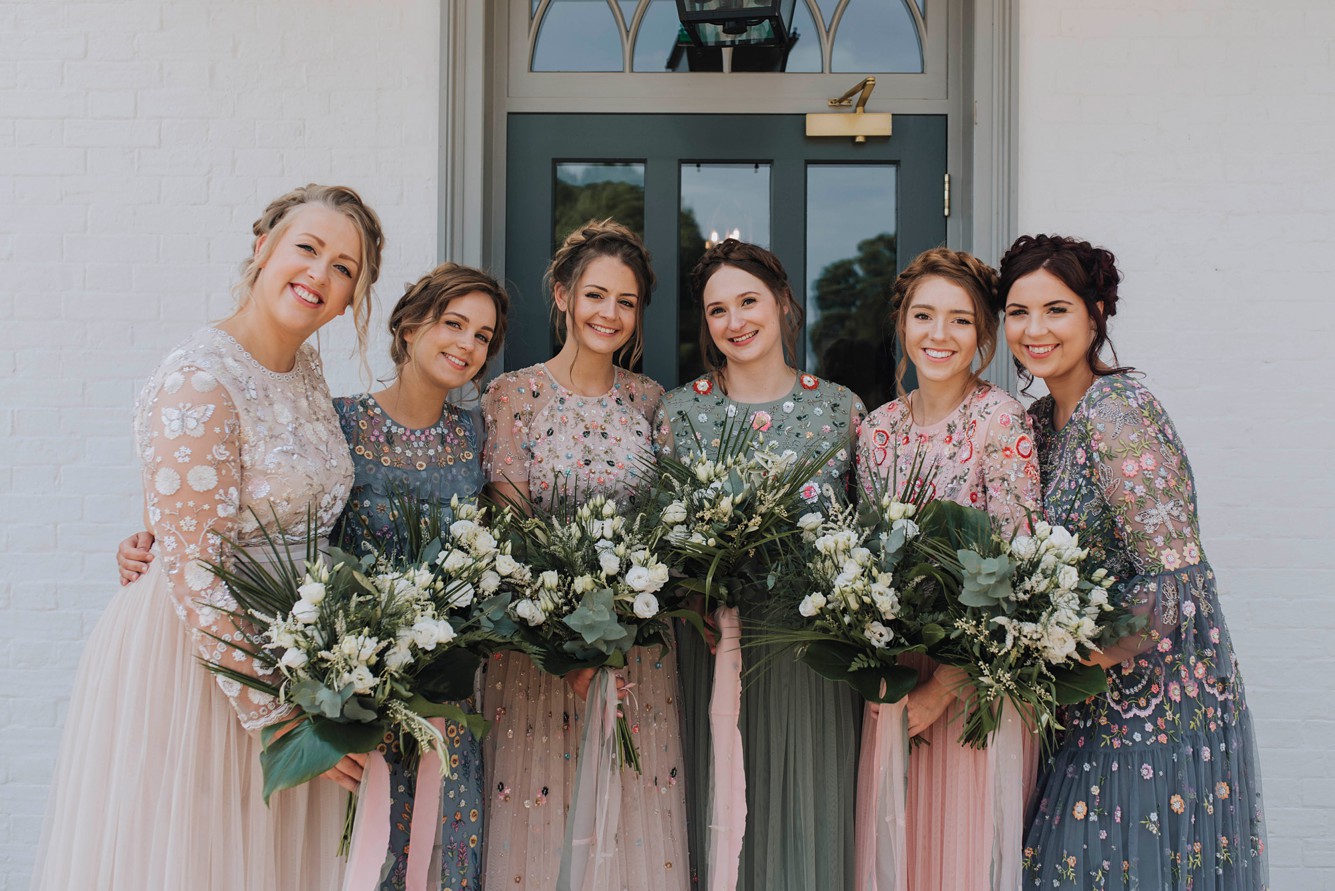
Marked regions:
[479,642,690,890]
[30,560,348,891]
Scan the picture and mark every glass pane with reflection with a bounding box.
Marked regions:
[678,162,771,385]
[533,0,625,72]
[831,0,923,73]
[785,0,823,73]
[553,162,646,249]
[805,163,899,410]
[633,0,689,71]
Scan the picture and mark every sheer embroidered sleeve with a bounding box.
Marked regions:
[651,393,678,457]
[481,372,535,493]
[1088,382,1204,661]
[140,365,291,730]
[979,399,1041,538]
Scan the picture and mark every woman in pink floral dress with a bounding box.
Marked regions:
[854,247,1041,891]
[479,220,690,890]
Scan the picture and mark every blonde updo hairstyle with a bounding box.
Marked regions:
[388,262,510,392]
[890,247,999,399]
[545,218,655,368]
[235,183,386,367]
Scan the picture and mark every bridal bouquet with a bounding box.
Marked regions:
[916,506,1140,747]
[205,499,530,801]
[493,492,675,772]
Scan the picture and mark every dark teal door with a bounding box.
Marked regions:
[505,113,946,409]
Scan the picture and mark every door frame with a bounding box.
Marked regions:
[437,0,1018,386]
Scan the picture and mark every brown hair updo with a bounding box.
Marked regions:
[688,238,804,378]
[890,247,999,399]
[388,262,510,391]
[236,184,385,364]
[996,233,1133,388]
[546,218,655,368]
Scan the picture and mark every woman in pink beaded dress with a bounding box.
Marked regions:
[853,248,1040,891]
[479,220,690,890]
[31,185,384,891]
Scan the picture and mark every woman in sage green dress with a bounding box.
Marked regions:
[655,239,864,891]
[999,234,1267,890]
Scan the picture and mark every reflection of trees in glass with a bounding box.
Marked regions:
[676,206,708,385]
[552,180,645,250]
[809,232,904,410]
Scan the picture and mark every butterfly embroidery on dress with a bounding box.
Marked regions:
[161,403,216,439]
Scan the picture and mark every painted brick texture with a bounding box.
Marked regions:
[1017,2,1335,887]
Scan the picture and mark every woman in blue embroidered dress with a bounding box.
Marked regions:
[117,261,508,891]
[656,239,864,891]
[998,234,1267,890]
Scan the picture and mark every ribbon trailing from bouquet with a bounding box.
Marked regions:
[706,606,747,891]
[342,719,446,891]
[853,700,909,891]
[558,669,623,891]
[986,709,1026,891]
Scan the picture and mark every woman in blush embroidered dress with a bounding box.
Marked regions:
[479,219,690,891]
[999,234,1267,890]
[656,239,864,891]
[852,247,1041,891]
[116,263,509,891]
[34,184,385,891]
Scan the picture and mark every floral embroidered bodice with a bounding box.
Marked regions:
[332,393,484,558]
[855,383,1040,536]
[481,363,664,511]
[1030,375,1247,749]
[132,326,353,730]
[656,371,864,504]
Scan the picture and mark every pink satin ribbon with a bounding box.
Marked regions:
[342,719,447,891]
[707,606,747,891]
[853,700,909,891]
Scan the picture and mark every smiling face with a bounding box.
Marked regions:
[248,204,362,342]
[1003,267,1099,389]
[402,291,499,392]
[554,254,640,359]
[702,264,787,368]
[902,276,980,389]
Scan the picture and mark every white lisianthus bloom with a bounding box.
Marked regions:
[479,570,501,595]
[1088,587,1109,607]
[625,565,654,593]
[833,566,859,591]
[797,512,824,534]
[347,665,376,695]
[449,518,479,541]
[572,574,597,595]
[798,592,827,617]
[1040,625,1077,663]
[442,549,470,574]
[412,619,442,649]
[892,518,920,540]
[1009,535,1037,561]
[632,592,660,619]
[539,570,561,590]
[662,502,688,525]
[649,562,671,586]
[1057,564,1080,592]
[472,529,498,555]
[447,582,476,609]
[384,645,414,672]
[434,619,457,646]
[814,534,838,557]
[515,599,547,626]
[495,553,520,577]
[292,598,321,624]
[865,621,894,649]
[871,588,900,620]
[850,547,873,567]
[599,551,621,577]
[279,647,309,670]
[1047,526,1075,552]
[297,581,326,604]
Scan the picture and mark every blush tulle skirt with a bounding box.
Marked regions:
[30,560,348,891]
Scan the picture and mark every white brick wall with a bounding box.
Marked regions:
[0,2,442,886]
[4,0,1332,887]
[1017,2,1335,887]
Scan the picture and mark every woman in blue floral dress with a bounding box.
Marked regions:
[656,239,864,891]
[117,261,508,891]
[998,234,1267,890]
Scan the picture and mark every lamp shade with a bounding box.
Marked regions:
[676,0,796,48]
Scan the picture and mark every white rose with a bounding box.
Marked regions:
[495,553,520,577]
[599,551,621,577]
[292,598,321,624]
[865,621,895,649]
[279,648,309,670]
[850,547,872,567]
[471,529,498,555]
[384,645,413,672]
[871,588,900,620]
[632,592,660,619]
[1041,626,1077,663]
[449,518,478,541]
[434,619,457,646]
[798,592,827,617]
[479,570,501,594]
[447,582,476,609]
[625,565,655,593]
[441,549,470,574]
[297,581,326,604]
[649,562,671,586]
[1009,535,1037,561]
[797,512,824,534]
[412,619,442,650]
[662,502,688,525]
[514,599,547,626]
[1057,565,1080,591]
[346,665,376,695]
